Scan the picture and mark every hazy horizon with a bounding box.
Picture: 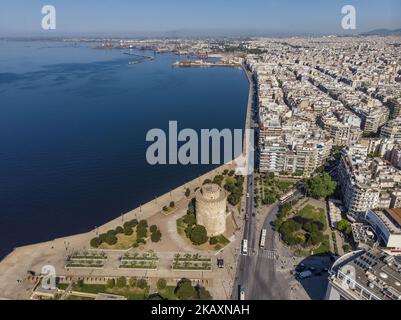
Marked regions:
[1,0,401,38]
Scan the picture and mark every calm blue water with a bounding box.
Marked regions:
[0,40,248,259]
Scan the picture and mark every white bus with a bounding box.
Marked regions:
[260,229,267,248]
[279,190,296,204]
[242,239,248,256]
[240,287,246,300]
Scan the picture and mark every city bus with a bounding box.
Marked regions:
[260,229,267,248]
[242,239,248,256]
[279,190,296,204]
[239,287,246,300]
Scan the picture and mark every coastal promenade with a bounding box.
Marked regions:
[0,162,241,300]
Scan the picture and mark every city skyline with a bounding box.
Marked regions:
[1,0,401,37]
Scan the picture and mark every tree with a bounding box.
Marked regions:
[124,219,138,229]
[213,175,224,186]
[203,179,212,185]
[150,225,158,233]
[304,173,337,199]
[197,286,212,300]
[90,237,101,248]
[128,278,137,287]
[279,220,301,235]
[262,194,276,205]
[184,225,193,238]
[157,278,167,290]
[183,214,196,227]
[185,188,191,198]
[137,279,148,289]
[170,201,175,208]
[309,231,324,246]
[228,193,241,206]
[104,232,118,246]
[337,219,352,235]
[209,237,218,245]
[116,276,127,288]
[138,220,148,228]
[175,279,196,300]
[151,230,162,243]
[187,207,195,216]
[136,226,148,239]
[303,222,319,233]
[279,203,292,217]
[190,225,208,245]
[115,226,124,234]
[124,226,134,236]
[106,278,115,288]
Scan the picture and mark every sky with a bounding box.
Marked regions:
[0,0,401,37]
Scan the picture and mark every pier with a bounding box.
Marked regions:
[124,52,155,65]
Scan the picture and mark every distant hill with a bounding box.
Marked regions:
[360,28,401,36]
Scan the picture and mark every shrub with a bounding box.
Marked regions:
[150,225,158,233]
[132,242,139,248]
[190,225,208,245]
[209,237,218,245]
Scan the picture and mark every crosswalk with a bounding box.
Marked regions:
[236,248,278,260]
[258,250,278,260]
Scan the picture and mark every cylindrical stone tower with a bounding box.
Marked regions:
[195,183,227,236]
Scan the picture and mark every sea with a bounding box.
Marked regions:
[0,39,248,259]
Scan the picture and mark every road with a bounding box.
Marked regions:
[232,189,303,300]
[232,64,301,300]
